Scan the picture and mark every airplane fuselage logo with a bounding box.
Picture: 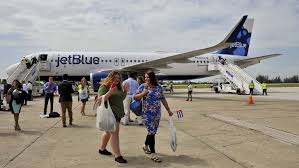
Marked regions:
[230,42,247,48]
[56,55,100,67]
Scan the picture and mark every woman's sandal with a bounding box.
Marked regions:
[151,155,162,163]
[142,146,151,154]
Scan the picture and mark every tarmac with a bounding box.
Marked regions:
[0,87,299,168]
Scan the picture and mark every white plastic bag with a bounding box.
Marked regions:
[169,117,177,152]
[2,96,8,109]
[96,95,116,132]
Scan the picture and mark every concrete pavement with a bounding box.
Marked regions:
[1,87,299,168]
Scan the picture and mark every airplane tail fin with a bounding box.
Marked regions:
[216,18,254,56]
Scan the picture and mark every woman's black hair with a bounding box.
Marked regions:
[145,70,158,86]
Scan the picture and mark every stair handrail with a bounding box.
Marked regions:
[229,64,263,93]
[7,63,23,84]
[23,62,40,82]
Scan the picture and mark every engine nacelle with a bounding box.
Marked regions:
[90,71,109,92]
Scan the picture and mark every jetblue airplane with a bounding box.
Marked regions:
[5,15,279,90]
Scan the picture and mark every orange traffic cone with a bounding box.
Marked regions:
[248,95,254,104]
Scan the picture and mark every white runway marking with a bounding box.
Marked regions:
[208,113,299,145]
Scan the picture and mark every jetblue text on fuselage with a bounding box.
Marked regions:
[56,55,100,67]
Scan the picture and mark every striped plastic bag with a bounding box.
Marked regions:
[168,117,177,152]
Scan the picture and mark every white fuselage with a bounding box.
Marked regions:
[6,51,247,80]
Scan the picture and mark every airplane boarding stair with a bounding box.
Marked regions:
[7,62,40,84]
[209,62,263,94]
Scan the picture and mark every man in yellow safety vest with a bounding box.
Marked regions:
[261,81,267,95]
[249,80,254,95]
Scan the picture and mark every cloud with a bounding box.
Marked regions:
[0,0,298,78]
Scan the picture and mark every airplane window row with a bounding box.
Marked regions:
[125,60,147,63]
[193,60,209,63]
[102,59,148,63]
[50,59,149,63]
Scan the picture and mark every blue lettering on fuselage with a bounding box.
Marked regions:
[56,55,100,67]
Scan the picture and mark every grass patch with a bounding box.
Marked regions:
[268,83,299,87]
[172,84,211,89]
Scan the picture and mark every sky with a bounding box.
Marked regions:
[0,0,299,80]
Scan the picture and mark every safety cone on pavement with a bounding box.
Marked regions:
[248,94,254,104]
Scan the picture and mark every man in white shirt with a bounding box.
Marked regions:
[186,81,193,101]
[22,81,29,105]
[122,73,139,125]
[27,81,33,101]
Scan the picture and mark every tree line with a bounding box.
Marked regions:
[256,75,299,83]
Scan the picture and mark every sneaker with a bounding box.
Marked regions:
[99,149,112,155]
[115,156,127,163]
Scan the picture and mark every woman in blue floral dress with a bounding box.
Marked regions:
[134,71,173,162]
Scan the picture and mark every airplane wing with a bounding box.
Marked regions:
[120,15,248,72]
[90,15,248,74]
[235,54,281,68]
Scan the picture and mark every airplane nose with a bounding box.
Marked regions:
[6,63,20,76]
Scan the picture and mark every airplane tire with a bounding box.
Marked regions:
[236,88,241,95]
[214,87,219,93]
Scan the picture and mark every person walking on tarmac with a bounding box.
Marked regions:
[58,74,74,127]
[249,80,254,95]
[122,72,139,125]
[43,77,57,115]
[262,81,267,95]
[186,81,193,101]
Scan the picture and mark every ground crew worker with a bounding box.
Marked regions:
[262,81,267,95]
[249,80,254,95]
[186,81,193,101]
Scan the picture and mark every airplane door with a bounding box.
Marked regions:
[114,58,119,66]
[39,54,51,71]
[121,58,125,66]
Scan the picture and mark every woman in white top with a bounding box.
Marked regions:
[78,77,89,116]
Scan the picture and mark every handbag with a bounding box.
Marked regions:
[130,96,142,116]
[96,95,117,132]
[169,117,177,152]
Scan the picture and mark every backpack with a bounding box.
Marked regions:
[48,112,60,118]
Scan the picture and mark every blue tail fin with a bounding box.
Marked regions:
[216,18,254,56]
